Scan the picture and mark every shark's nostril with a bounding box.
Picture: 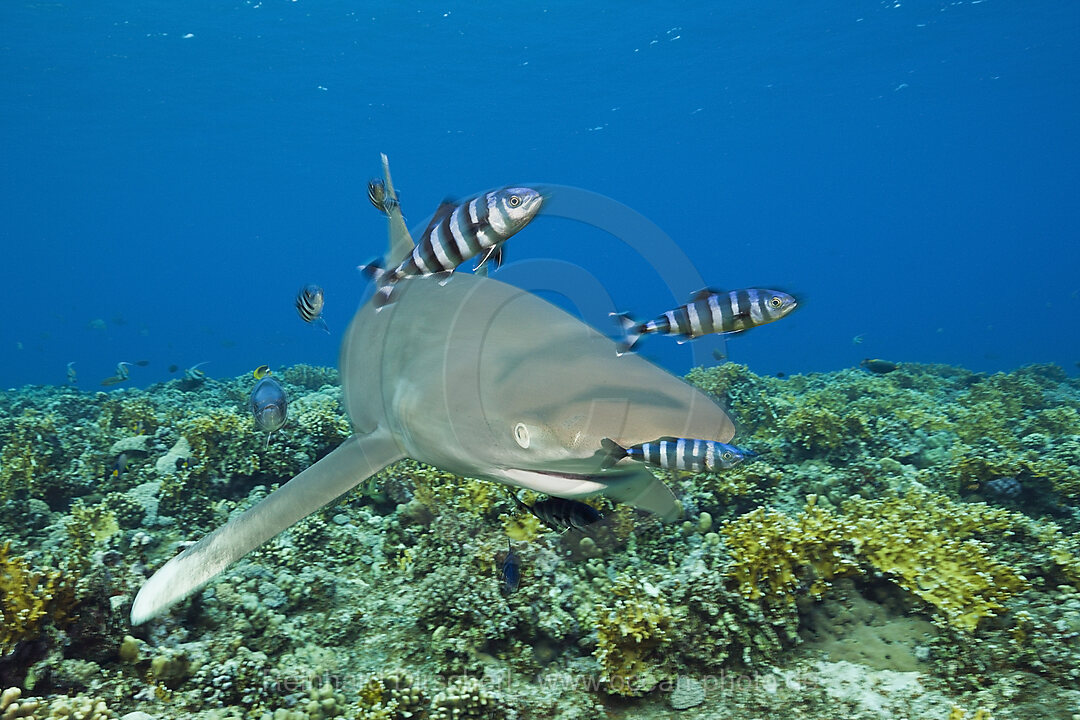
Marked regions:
[514,423,531,448]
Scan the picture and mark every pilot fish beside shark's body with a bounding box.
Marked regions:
[129,155,737,624]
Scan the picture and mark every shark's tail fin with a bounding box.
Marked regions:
[610,312,643,356]
[600,438,628,469]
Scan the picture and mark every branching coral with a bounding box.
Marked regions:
[721,496,858,605]
[593,575,674,696]
[722,489,1034,632]
[0,542,76,655]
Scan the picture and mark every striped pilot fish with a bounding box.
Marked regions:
[361,187,543,308]
[511,492,603,532]
[601,437,755,474]
[295,284,329,333]
[611,287,797,355]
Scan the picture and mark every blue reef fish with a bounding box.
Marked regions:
[130,154,737,624]
[512,493,602,532]
[499,541,521,593]
[984,476,1022,499]
[601,437,754,473]
[250,375,288,448]
[296,284,329,333]
[360,186,543,308]
[367,177,400,216]
[110,452,130,480]
[612,288,797,355]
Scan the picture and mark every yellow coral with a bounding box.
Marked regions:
[593,576,673,696]
[0,541,76,655]
[722,496,858,604]
[722,489,1030,632]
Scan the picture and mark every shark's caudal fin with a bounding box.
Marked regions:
[130,430,404,625]
[610,312,643,356]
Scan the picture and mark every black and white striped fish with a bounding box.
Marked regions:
[511,493,603,532]
[367,178,400,216]
[295,284,329,333]
[611,288,797,355]
[601,437,755,473]
[360,187,543,308]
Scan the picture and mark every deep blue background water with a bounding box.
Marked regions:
[2,0,1078,390]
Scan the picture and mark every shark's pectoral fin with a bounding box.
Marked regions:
[601,467,683,522]
[130,430,404,625]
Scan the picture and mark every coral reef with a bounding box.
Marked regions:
[1,362,1078,719]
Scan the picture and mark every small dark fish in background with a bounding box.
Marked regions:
[601,437,755,473]
[134,360,151,367]
[776,371,786,378]
[360,187,544,308]
[612,288,797,355]
[168,364,179,373]
[250,375,288,448]
[367,177,400,216]
[66,361,77,385]
[498,540,521,594]
[512,493,602,532]
[296,284,329,333]
[861,358,899,374]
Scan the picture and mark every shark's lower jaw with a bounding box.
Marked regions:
[497,468,610,498]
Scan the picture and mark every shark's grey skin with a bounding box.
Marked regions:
[129,157,735,625]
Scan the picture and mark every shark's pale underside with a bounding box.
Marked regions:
[129,156,735,625]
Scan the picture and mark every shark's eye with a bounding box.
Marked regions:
[508,195,522,208]
[769,296,782,308]
[513,423,531,449]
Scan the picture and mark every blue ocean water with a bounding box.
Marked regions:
[2,0,1077,390]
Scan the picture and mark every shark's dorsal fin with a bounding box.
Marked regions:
[381,153,415,268]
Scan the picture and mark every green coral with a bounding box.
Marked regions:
[593,575,674,696]
[0,541,76,655]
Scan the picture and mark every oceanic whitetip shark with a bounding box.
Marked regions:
[129,156,735,625]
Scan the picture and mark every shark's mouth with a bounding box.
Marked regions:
[498,467,611,498]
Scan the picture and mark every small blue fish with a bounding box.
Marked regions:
[601,437,755,473]
[250,375,288,448]
[499,541,521,594]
